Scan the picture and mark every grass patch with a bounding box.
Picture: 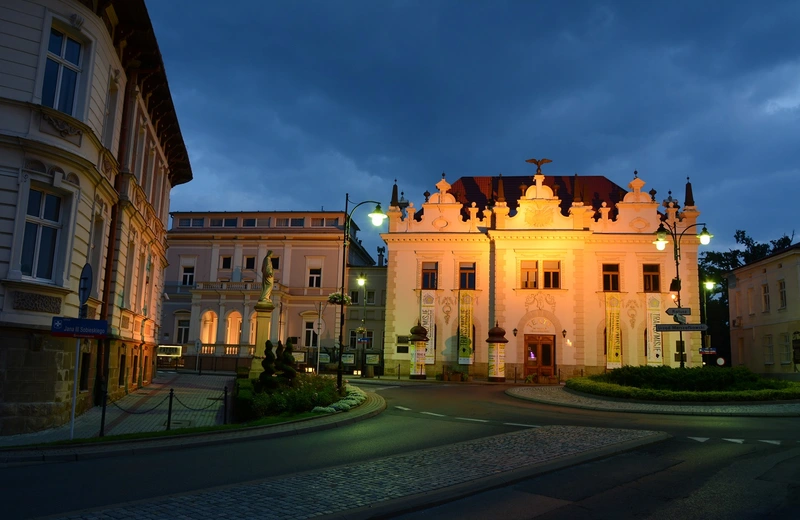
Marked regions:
[565,366,800,402]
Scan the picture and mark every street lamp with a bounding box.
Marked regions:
[702,280,715,353]
[337,194,387,393]
[357,272,367,377]
[653,221,713,368]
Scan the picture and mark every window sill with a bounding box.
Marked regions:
[1,278,72,297]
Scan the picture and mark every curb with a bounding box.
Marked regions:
[0,392,387,464]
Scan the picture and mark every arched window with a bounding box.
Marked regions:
[200,310,218,344]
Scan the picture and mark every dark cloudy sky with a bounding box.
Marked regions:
[146,0,799,256]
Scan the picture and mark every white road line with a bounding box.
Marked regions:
[503,423,541,428]
[370,386,401,391]
[394,406,412,411]
[688,437,710,443]
[420,411,446,417]
[455,417,489,423]
[722,438,745,444]
[759,440,781,445]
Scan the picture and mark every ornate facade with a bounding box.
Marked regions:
[382,164,707,381]
[0,0,191,434]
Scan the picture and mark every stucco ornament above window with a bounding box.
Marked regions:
[328,292,352,305]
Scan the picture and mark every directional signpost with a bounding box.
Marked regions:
[665,307,692,316]
[655,323,708,332]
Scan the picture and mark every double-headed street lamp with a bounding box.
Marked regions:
[654,221,713,368]
[337,194,387,393]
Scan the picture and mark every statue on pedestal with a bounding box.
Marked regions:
[259,250,274,303]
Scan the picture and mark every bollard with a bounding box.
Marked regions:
[223,386,228,425]
[167,388,174,430]
[397,364,400,380]
[99,390,108,437]
[514,366,517,383]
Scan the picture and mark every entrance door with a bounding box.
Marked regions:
[524,335,555,379]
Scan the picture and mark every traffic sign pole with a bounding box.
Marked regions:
[70,263,93,440]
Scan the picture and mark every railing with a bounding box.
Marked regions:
[190,344,255,357]
[195,282,257,291]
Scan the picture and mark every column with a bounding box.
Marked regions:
[250,298,275,377]
[217,300,226,345]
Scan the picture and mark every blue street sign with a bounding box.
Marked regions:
[51,317,108,338]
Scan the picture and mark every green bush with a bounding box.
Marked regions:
[233,379,256,422]
[250,373,340,417]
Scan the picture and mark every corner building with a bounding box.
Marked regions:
[382,165,706,381]
[0,0,191,434]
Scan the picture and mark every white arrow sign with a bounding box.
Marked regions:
[665,307,692,316]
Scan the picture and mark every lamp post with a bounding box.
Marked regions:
[653,221,713,368]
[337,194,387,393]
[357,272,367,377]
[314,301,328,374]
[702,280,715,353]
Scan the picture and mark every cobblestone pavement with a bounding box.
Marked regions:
[41,425,667,520]
[0,372,233,448]
[507,385,800,416]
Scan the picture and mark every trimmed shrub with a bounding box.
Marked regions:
[250,373,340,417]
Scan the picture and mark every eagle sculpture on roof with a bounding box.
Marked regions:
[525,157,552,175]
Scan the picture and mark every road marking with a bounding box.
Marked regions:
[759,440,781,445]
[688,437,710,443]
[394,406,412,411]
[455,417,489,423]
[420,411,446,417]
[370,386,402,391]
[722,438,745,444]
[503,423,541,428]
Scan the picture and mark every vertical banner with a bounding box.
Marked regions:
[647,296,662,365]
[605,293,622,368]
[458,291,474,365]
[421,291,436,365]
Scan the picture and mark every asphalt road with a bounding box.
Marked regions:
[4,382,799,519]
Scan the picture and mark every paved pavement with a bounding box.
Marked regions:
[5,375,796,519]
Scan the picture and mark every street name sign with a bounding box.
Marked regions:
[665,307,692,316]
[699,348,717,354]
[51,317,108,338]
[655,323,708,332]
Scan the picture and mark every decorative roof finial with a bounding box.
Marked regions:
[525,157,553,175]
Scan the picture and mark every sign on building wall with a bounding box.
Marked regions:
[605,293,622,368]
[647,296,662,364]
[421,290,436,364]
[458,291,474,365]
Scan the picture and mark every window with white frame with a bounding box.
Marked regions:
[219,256,232,269]
[366,290,376,305]
[308,267,322,288]
[350,290,360,305]
[305,321,318,348]
[42,27,83,116]
[271,256,280,270]
[520,260,537,289]
[176,318,190,344]
[422,262,438,289]
[643,264,660,292]
[350,330,373,348]
[244,256,256,270]
[780,333,791,363]
[396,335,409,354]
[543,260,560,289]
[761,284,770,312]
[181,266,194,286]
[778,280,787,309]
[603,264,620,291]
[459,262,476,290]
[764,335,774,364]
[21,188,62,280]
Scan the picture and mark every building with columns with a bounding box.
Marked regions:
[0,0,191,434]
[162,210,382,372]
[382,162,709,381]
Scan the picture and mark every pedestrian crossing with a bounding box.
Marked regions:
[392,406,798,445]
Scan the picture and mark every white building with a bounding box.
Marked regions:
[382,164,710,381]
[0,0,192,434]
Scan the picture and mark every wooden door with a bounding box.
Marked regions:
[524,334,555,379]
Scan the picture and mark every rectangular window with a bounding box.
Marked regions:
[396,335,409,354]
[291,217,305,227]
[305,321,318,348]
[350,290,360,305]
[459,262,476,290]
[42,27,82,116]
[244,256,256,270]
[271,256,280,270]
[21,188,62,280]
[349,330,358,349]
[366,290,376,305]
[603,264,620,291]
[192,218,204,227]
[521,260,537,289]
[178,218,191,227]
[118,354,126,386]
[764,335,774,364]
[747,288,754,315]
[643,264,660,292]
[177,319,190,344]
[224,218,237,227]
[311,218,324,227]
[181,266,194,286]
[762,284,770,312]
[276,218,289,227]
[780,333,791,363]
[308,267,321,288]
[220,256,232,269]
[210,218,223,227]
[326,218,339,227]
[778,280,787,309]
[242,218,256,227]
[422,262,438,289]
[543,260,560,289]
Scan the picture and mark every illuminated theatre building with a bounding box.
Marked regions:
[382,162,708,381]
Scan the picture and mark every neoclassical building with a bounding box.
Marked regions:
[0,0,191,434]
[728,244,800,378]
[162,211,384,373]
[382,162,709,381]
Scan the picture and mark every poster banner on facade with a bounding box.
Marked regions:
[421,290,436,365]
[647,296,662,364]
[458,291,474,365]
[605,293,622,368]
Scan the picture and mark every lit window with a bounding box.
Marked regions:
[603,264,619,291]
[521,260,537,289]
[643,264,660,292]
[42,27,82,116]
[543,260,560,289]
[21,188,62,280]
[459,262,476,290]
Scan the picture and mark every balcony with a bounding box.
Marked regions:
[195,282,257,291]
